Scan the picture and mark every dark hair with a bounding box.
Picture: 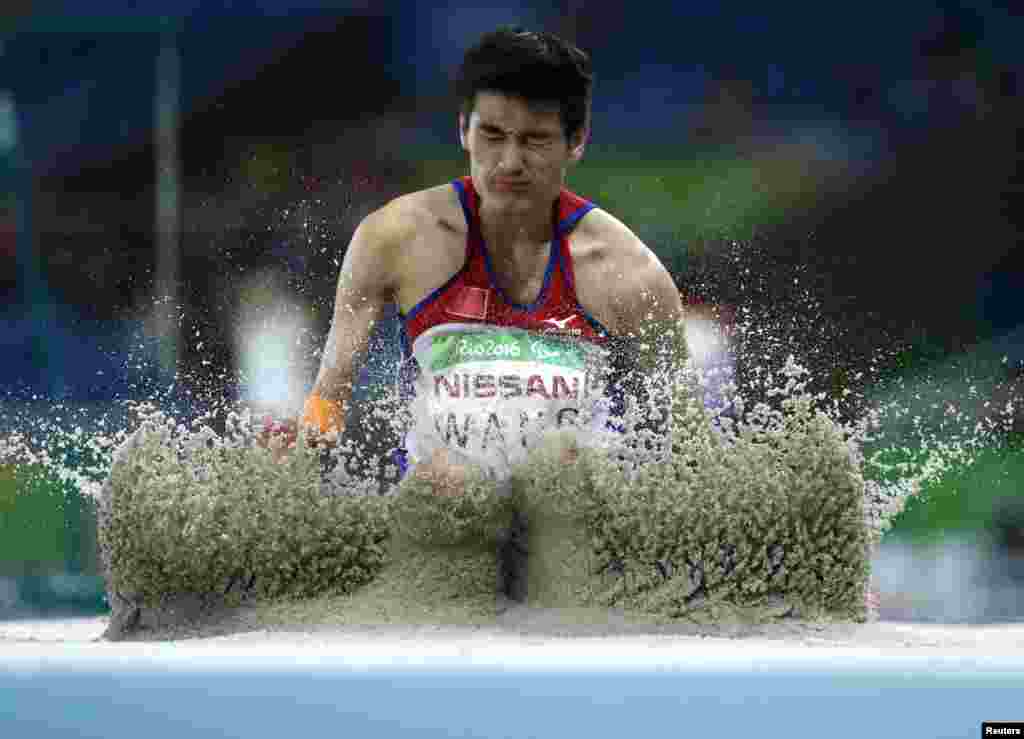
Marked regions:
[455,26,593,142]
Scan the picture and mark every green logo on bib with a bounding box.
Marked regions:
[430,332,585,371]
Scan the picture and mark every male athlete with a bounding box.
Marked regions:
[264,27,689,494]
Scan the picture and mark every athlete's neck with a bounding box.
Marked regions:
[477,197,555,264]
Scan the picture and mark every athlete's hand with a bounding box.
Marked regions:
[413,447,470,497]
[409,443,580,497]
[256,415,336,465]
[255,416,298,464]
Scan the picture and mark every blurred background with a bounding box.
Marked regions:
[1,1,1022,621]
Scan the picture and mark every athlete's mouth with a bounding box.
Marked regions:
[494,179,530,190]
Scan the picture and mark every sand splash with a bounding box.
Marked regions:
[1,239,1021,638]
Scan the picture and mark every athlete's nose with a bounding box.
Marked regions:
[497,140,526,173]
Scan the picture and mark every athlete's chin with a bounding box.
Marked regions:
[485,187,538,209]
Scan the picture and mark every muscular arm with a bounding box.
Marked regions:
[620,268,688,379]
[301,203,406,435]
[295,199,468,493]
[607,237,689,440]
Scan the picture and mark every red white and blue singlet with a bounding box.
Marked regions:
[391,176,629,481]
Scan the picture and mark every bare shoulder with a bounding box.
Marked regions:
[362,185,451,244]
[578,207,682,325]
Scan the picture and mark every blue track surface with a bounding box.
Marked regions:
[2,637,1023,738]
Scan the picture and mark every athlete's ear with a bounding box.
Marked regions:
[458,113,468,150]
[568,124,588,164]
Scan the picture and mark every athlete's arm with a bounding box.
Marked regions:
[618,261,688,376]
[605,227,689,439]
[299,203,407,438]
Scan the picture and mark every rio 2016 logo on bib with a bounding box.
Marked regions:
[430,332,584,372]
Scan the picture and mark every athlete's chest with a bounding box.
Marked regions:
[395,217,620,331]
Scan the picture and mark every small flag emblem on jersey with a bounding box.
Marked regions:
[447,286,490,320]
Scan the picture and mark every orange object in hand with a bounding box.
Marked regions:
[301,392,345,435]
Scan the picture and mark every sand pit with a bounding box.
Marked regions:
[4,599,1024,663]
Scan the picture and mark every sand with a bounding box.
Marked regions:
[3,598,1024,664]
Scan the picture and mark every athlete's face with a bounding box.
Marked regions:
[459,92,586,215]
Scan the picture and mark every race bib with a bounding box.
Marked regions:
[405,324,615,478]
